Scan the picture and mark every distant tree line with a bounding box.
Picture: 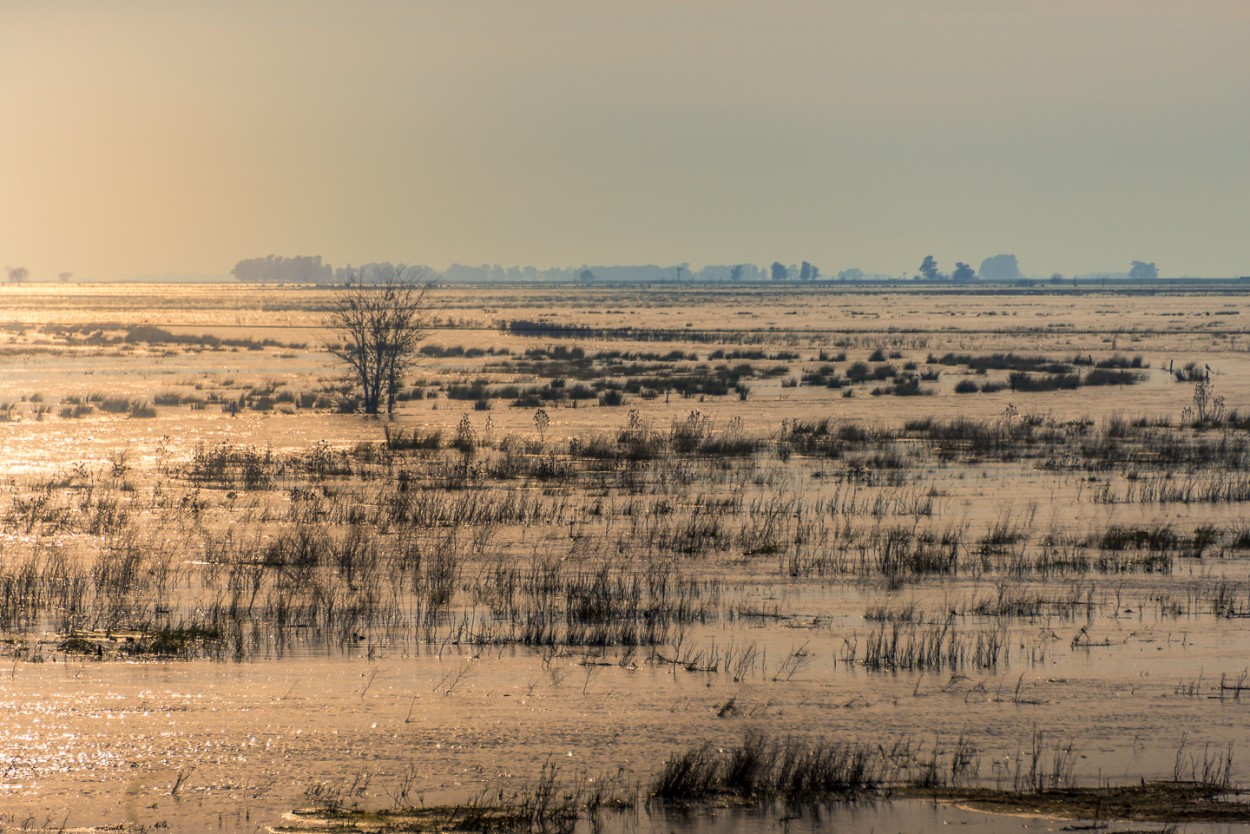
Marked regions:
[230,253,1165,285]
[231,256,440,284]
[231,257,864,285]
[2,266,74,284]
[445,263,771,283]
[913,254,1161,283]
[915,254,1019,282]
[767,261,823,281]
[232,255,334,283]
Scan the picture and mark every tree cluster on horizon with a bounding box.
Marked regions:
[229,252,1170,286]
[914,254,1161,282]
[916,254,1015,282]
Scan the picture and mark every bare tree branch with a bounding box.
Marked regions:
[326,269,433,415]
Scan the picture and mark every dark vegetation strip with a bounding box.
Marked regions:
[281,734,1245,832]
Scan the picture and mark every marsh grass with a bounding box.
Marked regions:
[651,734,882,804]
[288,733,1247,832]
[844,622,1008,672]
[2,405,1250,667]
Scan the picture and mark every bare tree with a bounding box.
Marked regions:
[6,266,28,285]
[326,267,433,415]
[58,272,73,284]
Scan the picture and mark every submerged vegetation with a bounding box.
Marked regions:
[3,284,1250,830]
[4,404,1250,678]
[281,733,1248,832]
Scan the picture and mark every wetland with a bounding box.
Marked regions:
[1,281,1249,832]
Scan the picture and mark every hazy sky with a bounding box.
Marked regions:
[2,1,1248,280]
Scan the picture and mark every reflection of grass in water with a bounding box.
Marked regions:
[652,734,883,804]
[57,623,224,659]
[283,736,1245,831]
[647,733,1244,825]
[924,781,1246,825]
[294,759,623,834]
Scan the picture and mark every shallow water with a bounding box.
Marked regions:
[0,591,1247,832]
[3,284,1250,831]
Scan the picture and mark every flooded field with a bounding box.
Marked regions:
[2,282,1250,832]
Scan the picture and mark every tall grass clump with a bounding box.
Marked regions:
[651,734,882,804]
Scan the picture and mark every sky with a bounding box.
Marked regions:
[1,0,1248,280]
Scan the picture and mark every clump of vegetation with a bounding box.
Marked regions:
[1184,374,1225,425]
[1008,371,1081,392]
[121,624,224,657]
[1175,361,1208,382]
[932,352,1072,374]
[652,734,883,804]
[87,394,158,418]
[57,624,223,659]
[1082,368,1142,386]
[59,402,94,418]
[188,442,275,488]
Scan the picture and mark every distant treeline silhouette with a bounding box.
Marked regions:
[231,253,1164,285]
[232,255,334,283]
[230,256,863,285]
[231,256,434,284]
[447,263,731,283]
